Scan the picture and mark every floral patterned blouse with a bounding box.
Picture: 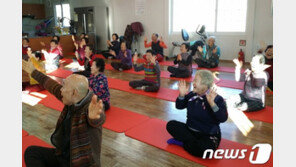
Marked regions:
[88,73,110,105]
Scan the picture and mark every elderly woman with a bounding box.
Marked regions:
[194,36,221,68]
[229,55,270,112]
[89,58,110,111]
[166,70,228,157]
[110,41,132,71]
[102,33,121,59]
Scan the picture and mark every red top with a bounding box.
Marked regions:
[22,45,29,55]
[144,40,167,48]
[49,47,61,55]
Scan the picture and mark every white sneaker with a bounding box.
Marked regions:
[119,68,123,71]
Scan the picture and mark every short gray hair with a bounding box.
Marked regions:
[208,36,216,42]
[195,70,214,89]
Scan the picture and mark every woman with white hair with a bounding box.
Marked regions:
[166,70,228,157]
[229,54,270,112]
[194,36,221,68]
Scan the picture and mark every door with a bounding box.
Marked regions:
[74,7,96,51]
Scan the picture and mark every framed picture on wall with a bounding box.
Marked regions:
[239,40,246,46]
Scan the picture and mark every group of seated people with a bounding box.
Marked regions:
[22,31,273,166]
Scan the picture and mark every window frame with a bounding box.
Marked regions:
[54,3,71,28]
[170,0,248,34]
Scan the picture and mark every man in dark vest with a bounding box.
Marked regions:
[143,33,167,62]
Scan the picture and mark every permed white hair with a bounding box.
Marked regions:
[195,70,214,89]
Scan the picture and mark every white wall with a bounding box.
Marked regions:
[252,0,273,53]
[110,0,273,62]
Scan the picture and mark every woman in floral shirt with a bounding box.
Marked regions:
[89,58,110,111]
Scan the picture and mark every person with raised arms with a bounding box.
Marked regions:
[22,59,106,167]
[166,70,228,157]
[129,49,161,92]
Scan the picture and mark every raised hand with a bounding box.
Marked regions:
[75,51,79,60]
[88,95,104,120]
[233,58,242,68]
[133,53,138,63]
[107,40,111,46]
[177,54,182,61]
[40,41,45,46]
[144,36,147,42]
[206,87,217,106]
[150,56,156,64]
[41,49,47,54]
[27,48,33,58]
[22,59,35,74]
[109,50,116,56]
[178,80,189,97]
[74,42,78,50]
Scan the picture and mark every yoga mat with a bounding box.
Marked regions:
[108,78,179,102]
[105,64,197,82]
[29,90,152,132]
[103,106,150,133]
[156,60,242,74]
[94,54,106,59]
[158,60,198,68]
[125,118,273,167]
[37,90,64,112]
[244,106,273,124]
[22,129,29,137]
[22,135,53,167]
[198,66,243,73]
[216,79,244,89]
[216,79,273,95]
[47,68,73,79]
[28,90,64,112]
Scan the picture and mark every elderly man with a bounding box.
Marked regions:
[22,59,105,167]
[143,33,168,62]
[194,36,221,68]
[166,70,228,157]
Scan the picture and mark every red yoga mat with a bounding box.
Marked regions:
[244,106,273,124]
[94,54,106,59]
[29,90,151,132]
[28,90,64,112]
[216,79,273,95]
[198,66,241,73]
[158,61,198,68]
[22,129,29,137]
[103,106,150,133]
[108,78,179,102]
[22,135,53,167]
[125,118,273,167]
[47,68,73,79]
[105,64,196,82]
[216,79,244,89]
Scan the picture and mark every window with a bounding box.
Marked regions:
[55,4,71,27]
[171,0,247,33]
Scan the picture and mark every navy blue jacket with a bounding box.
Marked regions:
[176,91,228,135]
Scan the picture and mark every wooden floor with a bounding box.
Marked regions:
[22,57,273,167]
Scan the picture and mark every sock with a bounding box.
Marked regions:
[167,138,183,147]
